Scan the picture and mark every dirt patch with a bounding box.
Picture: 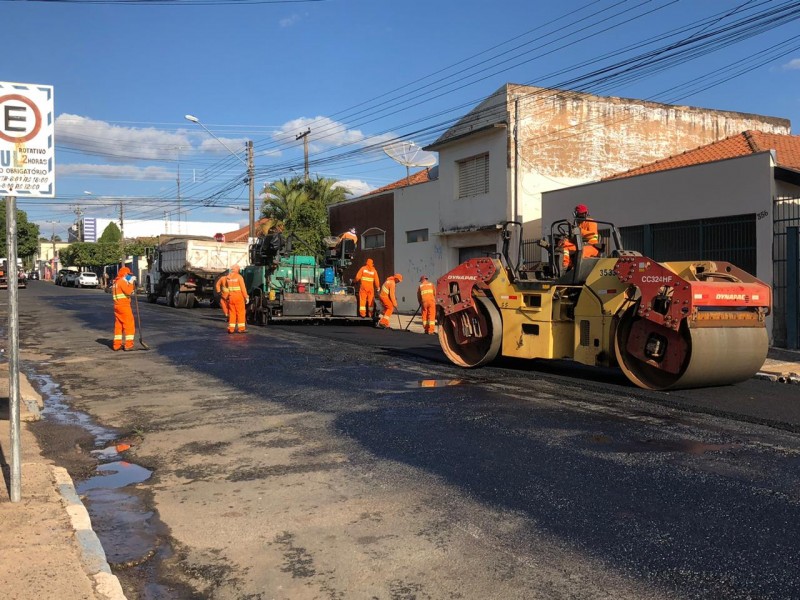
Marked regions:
[28,420,98,481]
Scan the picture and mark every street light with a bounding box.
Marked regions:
[185,114,256,241]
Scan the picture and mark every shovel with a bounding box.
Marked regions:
[132,291,151,350]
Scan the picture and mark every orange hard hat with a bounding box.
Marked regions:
[366,258,374,266]
[394,273,403,282]
[118,267,131,277]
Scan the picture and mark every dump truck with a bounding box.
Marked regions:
[145,235,249,308]
[243,231,360,324]
[436,220,771,390]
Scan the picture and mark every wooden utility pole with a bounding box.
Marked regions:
[296,128,311,182]
[247,140,255,241]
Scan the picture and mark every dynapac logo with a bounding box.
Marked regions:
[716,293,747,301]
[448,275,478,281]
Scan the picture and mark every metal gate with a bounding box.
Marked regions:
[773,196,800,348]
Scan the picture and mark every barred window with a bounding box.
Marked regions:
[406,228,429,243]
[458,153,489,198]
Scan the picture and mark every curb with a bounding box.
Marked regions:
[52,466,128,600]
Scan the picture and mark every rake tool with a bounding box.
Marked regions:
[132,290,151,350]
[404,304,421,331]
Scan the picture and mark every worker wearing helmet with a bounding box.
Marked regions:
[560,203,600,269]
[214,269,230,318]
[417,275,436,335]
[377,273,403,329]
[111,267,136,351]
[355,258,380,318]
[224,265,249,334]
[339,228,358,246]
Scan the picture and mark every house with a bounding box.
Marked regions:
[541,131,800,346]
[329,168,436,302]
[391,84,790,310]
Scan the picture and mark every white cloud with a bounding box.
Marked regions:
[56,114,191,162]
[782,58,800,70]
[273,116,398,154]
[279,13,302,27]
[333,179,372,198]
[56,163,174,180]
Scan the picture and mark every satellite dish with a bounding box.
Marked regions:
[383,141,437,186]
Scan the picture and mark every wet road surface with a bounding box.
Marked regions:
[7,282,800,599]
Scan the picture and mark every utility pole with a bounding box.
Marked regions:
[296,128,311,182]
[73,204,84,242]
[46,220,59,277]
[6,195,21,502]
[247,140,255,241]
[175,145,183,234]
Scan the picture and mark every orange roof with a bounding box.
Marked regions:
[604,131,800,180]
[222,218,273,242]
[364,168,433,196]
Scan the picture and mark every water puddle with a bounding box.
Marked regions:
[23,367,180,595]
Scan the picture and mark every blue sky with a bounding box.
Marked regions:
[3,0,799,239]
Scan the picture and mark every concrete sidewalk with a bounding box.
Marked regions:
[0,361,126,600]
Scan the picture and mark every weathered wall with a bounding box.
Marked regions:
[329,193,394,284]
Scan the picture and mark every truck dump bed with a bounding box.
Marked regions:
[159,237,249,277]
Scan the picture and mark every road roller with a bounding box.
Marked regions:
[435,221,771,390]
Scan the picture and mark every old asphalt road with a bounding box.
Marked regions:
[4,281,800,599]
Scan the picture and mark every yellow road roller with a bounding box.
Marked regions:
[435,221,771,390]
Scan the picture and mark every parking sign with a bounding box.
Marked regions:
[0,81,55,197]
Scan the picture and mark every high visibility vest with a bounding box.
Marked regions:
[112,278,133,305]
[225,275,242,292]
[579,219,600,245]
[418,281,435,303]
[380,279,395,296]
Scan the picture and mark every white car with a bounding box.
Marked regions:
[76,272,99,289]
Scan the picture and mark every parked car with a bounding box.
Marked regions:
[63,271,80,287]
[55,268,77,286]
[76,272,99,289]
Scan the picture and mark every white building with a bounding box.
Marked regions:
[80,217,241,242]
[541,131,800,346]
[390,84,790,311]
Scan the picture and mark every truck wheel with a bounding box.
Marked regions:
[185,293,196,309]
[175,291,188,308]
[167,281,177,307]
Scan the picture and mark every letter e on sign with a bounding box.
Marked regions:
[0,94,42,143]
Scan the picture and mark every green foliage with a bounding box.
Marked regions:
[260,176,350,258]
[98,222,122,243]
[60,243,123,268]
[124,237,157,258]
[0,199,40,258]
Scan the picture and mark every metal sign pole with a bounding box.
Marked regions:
[6,195,21,502]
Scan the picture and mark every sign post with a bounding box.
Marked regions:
[1,81,55,502]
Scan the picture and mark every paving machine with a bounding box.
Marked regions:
[243,231,360,325]
[436,220,771,390]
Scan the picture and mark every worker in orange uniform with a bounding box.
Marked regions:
[338,228,358,246]
[111,267,136,351]
[417,275,437,334]
[560,203,600,270]
[214,269,230,318]
[224,265,249,334]
[355,258,380,318]
[377,273,403,329]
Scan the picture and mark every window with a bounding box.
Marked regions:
[362,228,385,249]
[406,228,429,243]
[458,153,489,198]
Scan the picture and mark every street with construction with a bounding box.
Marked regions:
[2,280,800,599]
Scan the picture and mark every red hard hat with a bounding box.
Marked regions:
[574,204,589,215]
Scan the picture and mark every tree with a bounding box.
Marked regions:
[98,222,122,244]
[260,176,350,258]
[0,199,40,258]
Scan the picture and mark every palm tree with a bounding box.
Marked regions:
[260,177,308,231]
